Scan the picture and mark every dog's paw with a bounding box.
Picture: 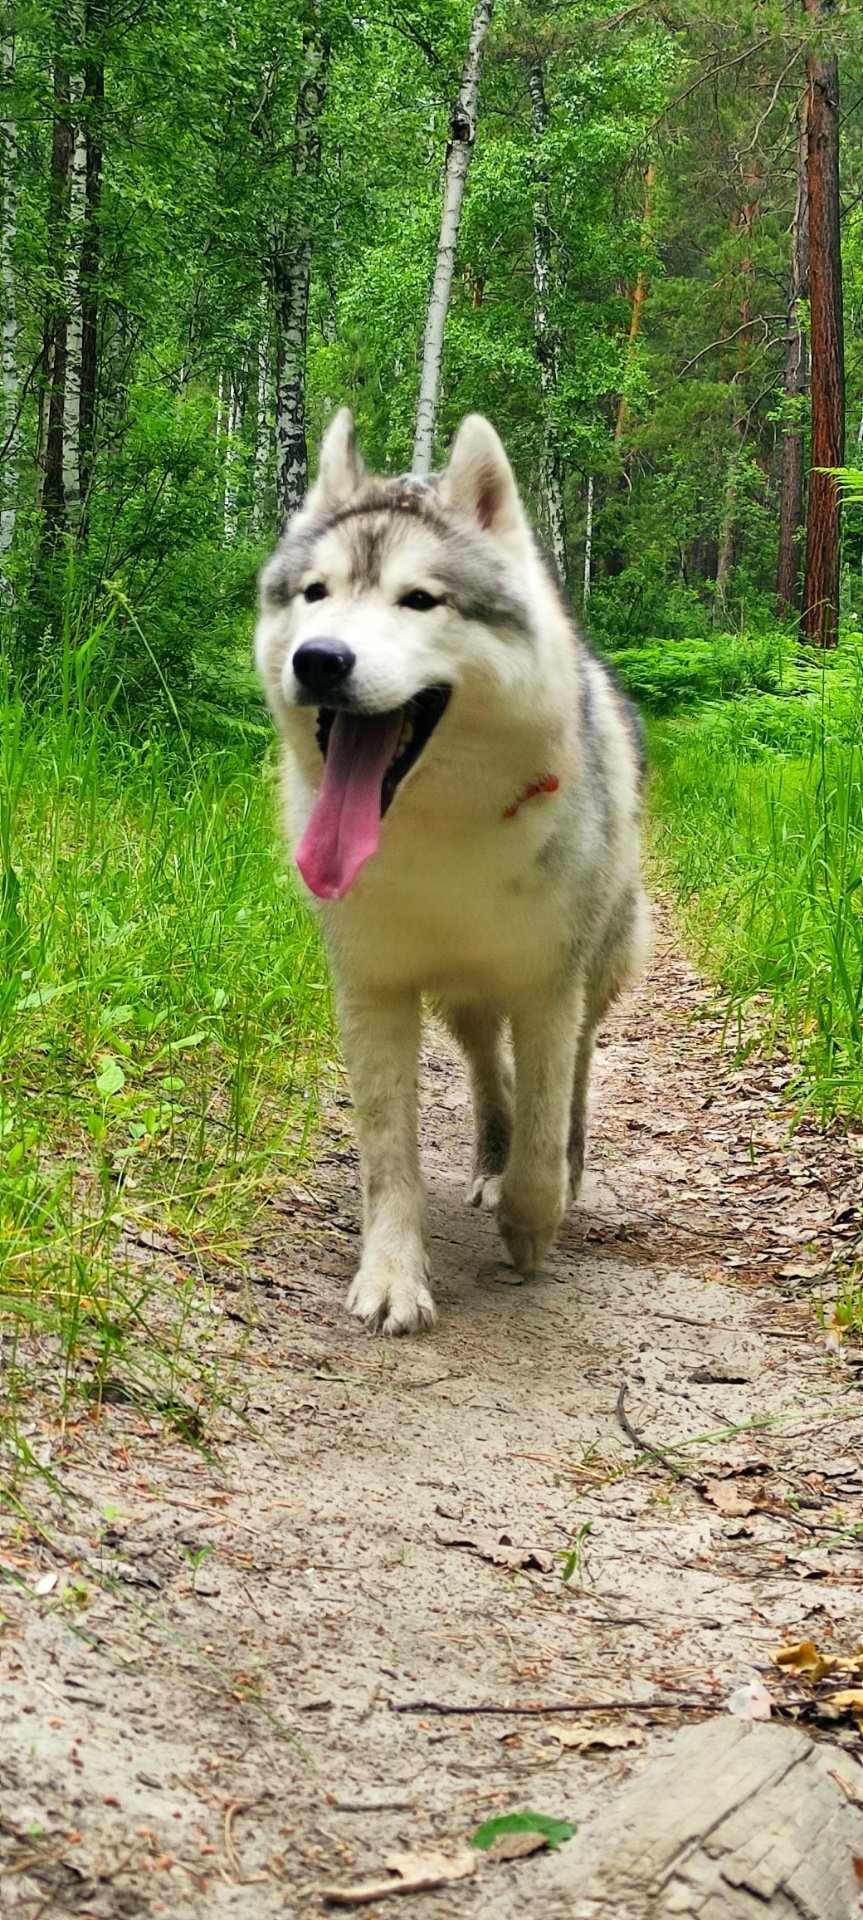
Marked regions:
[498,1220,555,1275]
[468,1172,502,1211]
[497,1176,565,1275]
[346,1265,436,1337]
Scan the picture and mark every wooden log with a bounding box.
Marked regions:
[484,1719,863,1917]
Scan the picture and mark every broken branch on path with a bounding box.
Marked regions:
[616,1381,687,1476]
[390,1696,717,1716]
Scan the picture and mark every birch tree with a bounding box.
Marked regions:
[272,19,330,529]
[0,36,18,577]
[62,90,88,529]
[79,2,105,531]
[528,61,566,584]
[776,100,809,617]
[412,0,494,475]
[41,62,74,531]
[252,308,271,538]
[224,374,243,541]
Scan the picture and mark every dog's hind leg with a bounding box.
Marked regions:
[440,1003,514,1210]
[568,1019,597,1200]
[338,989,434,1336]
[497,986,583,1276]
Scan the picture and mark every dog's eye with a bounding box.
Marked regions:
[399,589,441,612]
[303,582,328,603]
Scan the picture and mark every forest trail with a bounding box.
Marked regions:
[3,915,863,1918]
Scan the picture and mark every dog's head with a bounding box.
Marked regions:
[256,411,537,899]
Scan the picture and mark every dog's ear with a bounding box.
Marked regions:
[305,408,365,513]
[439,416,528,554]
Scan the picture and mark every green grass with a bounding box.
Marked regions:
[647,630,863,1124]
[0,629,334,1434]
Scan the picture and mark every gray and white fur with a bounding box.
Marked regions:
[256,409,649,1334]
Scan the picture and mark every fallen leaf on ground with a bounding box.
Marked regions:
[543,1723,644,1751]
[32,1572,58,1596]
[470,1811,575,1854]
[727,1678,772,1720]
[434,1525,554,1572]
[828,1689,863,1711]
[703,1480,757,1518]
[320,1849,476,1906]
[771,1640,835,1682]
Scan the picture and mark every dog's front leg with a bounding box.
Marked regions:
[497,987,583,1276]
[338,990,433,1336]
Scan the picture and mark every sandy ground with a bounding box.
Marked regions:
[2,919,863,1918]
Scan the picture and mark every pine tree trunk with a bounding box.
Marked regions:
[776,100,810,616]
[41,64,74,531]
[528,62,566,586]
[616,161,654,445]
[801,36,844,648]
[0,36,19,578]
[412,0,494,475]
[273,24,329,528]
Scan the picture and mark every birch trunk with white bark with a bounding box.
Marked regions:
[273,25,329,529]
[63,95,87,529]
[583,475,594,606]
[252,312,271,538]
[528,62,566,585]
[412,0,494,475]
[41,63,74,531]
[1,37,18,576]
[223,375,243,542]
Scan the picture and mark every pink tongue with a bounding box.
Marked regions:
[296,709,405,900]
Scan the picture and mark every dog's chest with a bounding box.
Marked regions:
[325,820,580,997]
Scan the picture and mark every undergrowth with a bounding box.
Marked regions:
[645,628,863,1127]
[0,627,333,1440]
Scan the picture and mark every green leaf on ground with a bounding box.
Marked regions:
[95,1055,127,1097]
[470,1810,576,1852]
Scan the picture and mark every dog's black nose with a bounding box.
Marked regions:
[293,639,356,700]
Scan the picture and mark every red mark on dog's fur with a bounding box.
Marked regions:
[503,775,560,819]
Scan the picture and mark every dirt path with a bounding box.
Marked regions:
[3,918,863,1918]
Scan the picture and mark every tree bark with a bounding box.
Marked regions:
[615,161,654,445]
[41,63,74,531]
[62,91,87,529]
[583,475,594,607]
[273,22,329,529]
[715,187,758,621]
[800,33,844,648]
[528,62,566,586]
[412,0,494,476]
[79,5,104,527]
[252,303,271,539]
[0,36,18,579]
[776,98,810,616]
[224,373,243,542]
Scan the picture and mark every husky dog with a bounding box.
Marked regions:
[256,411,648,1335]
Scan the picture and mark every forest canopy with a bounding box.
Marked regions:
[1,0,862,700]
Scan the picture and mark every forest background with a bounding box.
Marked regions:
[4,0,863,1406]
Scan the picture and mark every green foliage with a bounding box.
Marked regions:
[604,633,786,711]
[0,629,331,1421]
[470,1811,576,1851]
[650,634,863,1123]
